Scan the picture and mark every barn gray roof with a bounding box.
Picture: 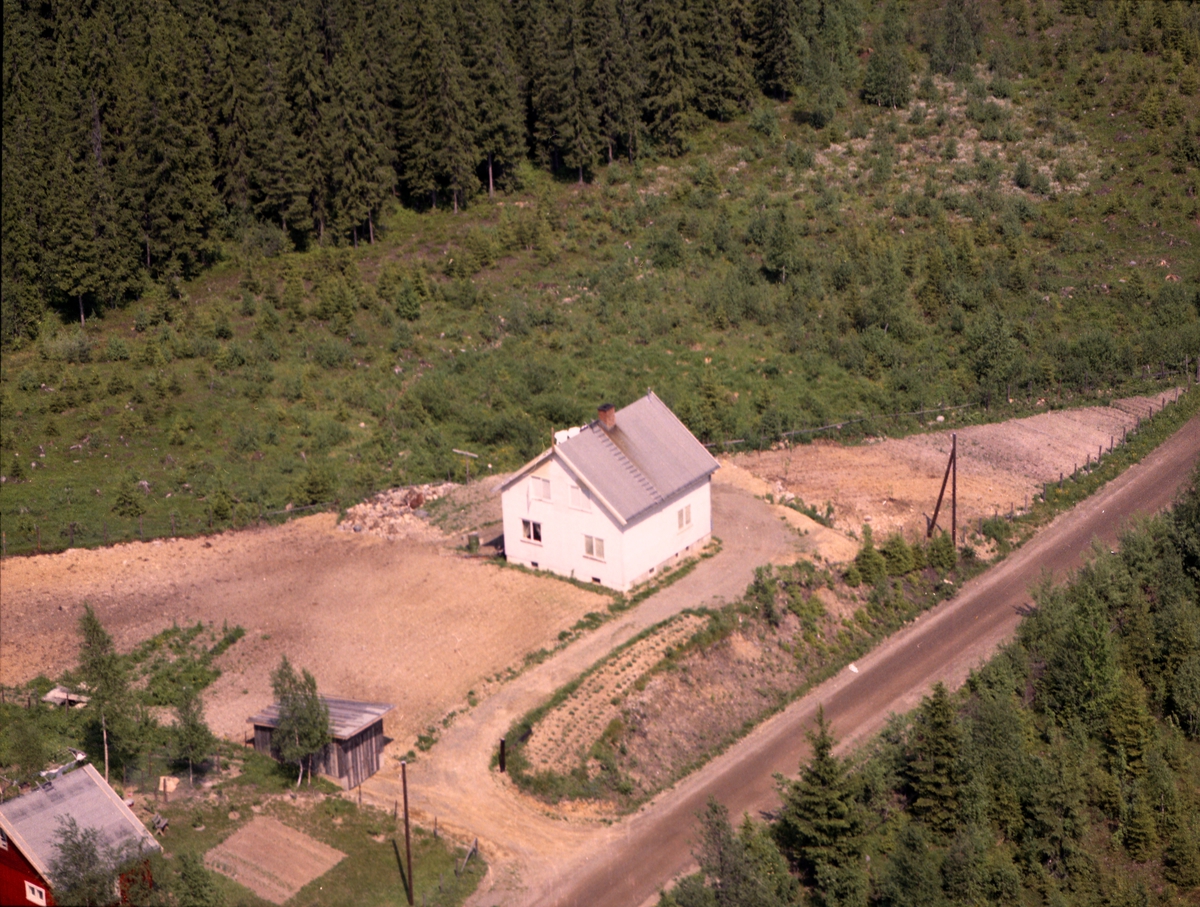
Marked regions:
[0,763,160,882]
[553,391,719,524]
[248,696,393,740]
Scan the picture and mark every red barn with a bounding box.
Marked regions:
[0,763,160,906]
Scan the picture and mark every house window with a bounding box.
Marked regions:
[677,504,692,530]
[531,476,551,501]
[584,535,605,561]
[25,881,47,906]
[522,519,542,543]
[0,828,7,850]
[569,484,590,511]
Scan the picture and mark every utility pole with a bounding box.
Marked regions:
[951,433,957,546]
[402,761,414,906]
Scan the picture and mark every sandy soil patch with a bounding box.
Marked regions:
[733,393,1175,541]
[715,461,859,565]
[205,815,345,904]
[524,614,708,775]
[0,511,608,750]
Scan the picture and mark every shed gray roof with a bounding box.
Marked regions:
[248,696,393,740]
[553,391,719,524]
[0,763,160,883]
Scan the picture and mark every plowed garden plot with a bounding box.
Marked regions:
[205,816,345,905]
[733,392,1179,541]
[524,614,708,775]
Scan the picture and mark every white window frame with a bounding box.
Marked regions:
[531,476,551,501]
[584,535,605,561]
[522,519,542,544]
[677,504,692,531]
[569,484,590,511]
[25,881,47,906]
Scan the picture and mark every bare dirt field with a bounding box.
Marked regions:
[205,815,345,904]
[732,392,1178,540]
[0,512,607,748]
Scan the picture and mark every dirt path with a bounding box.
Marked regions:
[735,392,1178,540]
[523,411,1200,907]
[0,513,607,748]
[358,475,800,892]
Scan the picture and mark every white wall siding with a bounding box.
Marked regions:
[500,456,626,588]
[617,478,712,588]
[501,452,712,591]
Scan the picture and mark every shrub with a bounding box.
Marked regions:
[882,533,915,575]
[1013,158,1033,189]
[749,107,781,140]
[42,329,93,363]
[390,323,414,352]
[928,530,957,572]
[313,340,349,369]
[784,142,814,172]
[855,526,887,585]
[213,312,234,340]
[111,486,146,518]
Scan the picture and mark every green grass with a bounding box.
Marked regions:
[148,747,483,907]
[2,8,1198,556]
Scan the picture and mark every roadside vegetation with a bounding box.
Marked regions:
[3,1,1199,555]
[661,467,1200,906]
[502,517,990,808]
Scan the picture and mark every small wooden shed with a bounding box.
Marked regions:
[248,697,393,790]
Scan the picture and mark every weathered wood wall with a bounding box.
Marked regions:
[337,721,385,789]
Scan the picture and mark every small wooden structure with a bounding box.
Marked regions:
[247,697,393,789]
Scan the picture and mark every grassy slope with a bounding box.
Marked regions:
[1,4,1198,555]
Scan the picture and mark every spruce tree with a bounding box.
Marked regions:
[545,0,601,181]
[692,0,756,122]
[776,707,866,906]
[285,8,332,239]
[907,682,961,834]
[642,0,697,155]
[251,10,307,237]
[139,3,220,277]
[587,0,645,163]
[863,2,911,108]
[464,0,523,196]
[754,0,807,99]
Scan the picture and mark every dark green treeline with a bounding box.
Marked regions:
[1,0,868,340]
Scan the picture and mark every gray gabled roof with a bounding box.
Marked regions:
[555,391,719,524]
[0,763,160,883]
[248,696,393,740]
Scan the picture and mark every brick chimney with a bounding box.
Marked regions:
[597,403,616,431]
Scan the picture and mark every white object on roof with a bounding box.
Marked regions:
[41,685,89,707]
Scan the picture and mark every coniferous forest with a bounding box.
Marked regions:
[661,472,1200,906]
[2,0,1200,549]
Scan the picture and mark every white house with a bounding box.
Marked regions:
[500,391,719,591]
